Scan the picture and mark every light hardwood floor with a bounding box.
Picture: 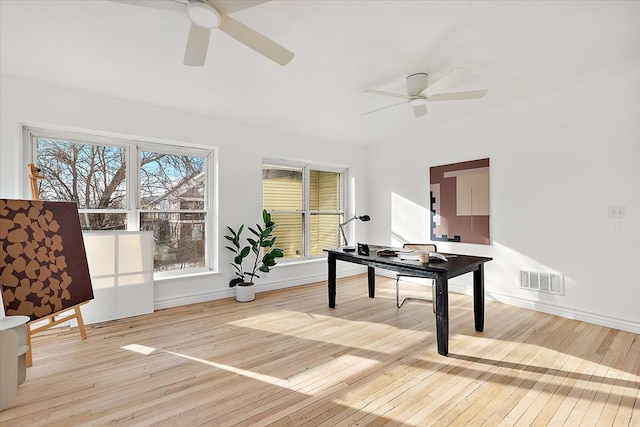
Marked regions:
[1,275,638,426]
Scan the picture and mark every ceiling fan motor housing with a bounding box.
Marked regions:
[406,73,429,96]
[187,1,222,29]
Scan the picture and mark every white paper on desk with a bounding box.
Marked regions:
[400,252,420,260]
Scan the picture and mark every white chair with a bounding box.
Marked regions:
[396,243,437,311]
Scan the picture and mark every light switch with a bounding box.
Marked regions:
[608,205,626,219]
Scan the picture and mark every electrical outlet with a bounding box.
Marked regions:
[608,205,626,219]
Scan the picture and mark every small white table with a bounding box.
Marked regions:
[1,315,29,410]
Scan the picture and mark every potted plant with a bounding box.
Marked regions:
[224,209,284,302]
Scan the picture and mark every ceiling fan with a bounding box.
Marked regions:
[363,68,487,118]
[113,0,295,66]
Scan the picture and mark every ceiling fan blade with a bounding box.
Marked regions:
[424,68,471,97]
[184,23,211,66]
[413,104,428,118]
[218,15,294,65]
[427,89,488,101]
[211,1,267,16]
[110,0,186,13]
[364,90,412,100]
[362,101,407,116]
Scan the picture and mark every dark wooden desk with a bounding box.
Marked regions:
[326,248,492,356]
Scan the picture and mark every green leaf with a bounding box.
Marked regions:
[234,255,243,264]
[240,246,250,258]
[259,265,270,273]
[265,221,275,228]
[270,248,284,257]
[223,235,234,241]
[229,277,243,287]
[248,226,260,237]
[263,209,270,223]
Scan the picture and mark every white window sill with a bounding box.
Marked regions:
[278,256,326,267]
[154,269,221,283]
[153,256,326,284]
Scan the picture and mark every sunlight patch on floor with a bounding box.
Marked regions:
[121,343,382,396]
[227,309,430,353]
[122,343,156,355]
[122,343,287,386]
[163,349,286,386]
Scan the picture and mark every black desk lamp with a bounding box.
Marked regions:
[339,214,370,251]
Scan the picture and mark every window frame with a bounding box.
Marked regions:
[23,126,217,278]
[262,159,348,260]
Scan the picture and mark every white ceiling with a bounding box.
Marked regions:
[1,1,639,145]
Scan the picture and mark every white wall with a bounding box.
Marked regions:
[0,75,369,308]
[367,68,640,333]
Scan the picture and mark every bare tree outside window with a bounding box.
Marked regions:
[33,134,211,273]
[37,138,127,230]
[139,151,206,271]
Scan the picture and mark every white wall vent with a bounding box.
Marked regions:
[519,270,564,295]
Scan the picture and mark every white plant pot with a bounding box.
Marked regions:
[235,283,255,302]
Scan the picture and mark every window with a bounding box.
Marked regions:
[263,161,345,259]
[25,127,214,276]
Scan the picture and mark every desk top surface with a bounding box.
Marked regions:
[325,247,492,273]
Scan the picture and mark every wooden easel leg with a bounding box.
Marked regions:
[25,302,89,366]
[74,306,87,339]
[26,324,33,367]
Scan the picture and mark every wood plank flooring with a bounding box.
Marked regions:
[1,275,638,426]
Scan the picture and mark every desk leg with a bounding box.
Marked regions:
[368,266,375,298]
[473,263,485,332]
[435,275,449,356]
[328,253,337,308]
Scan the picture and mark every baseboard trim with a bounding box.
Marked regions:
[482,291,640,335]
[154,288,234,310]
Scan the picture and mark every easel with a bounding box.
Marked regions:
[25,164,88,366]
[28,163,46,201]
